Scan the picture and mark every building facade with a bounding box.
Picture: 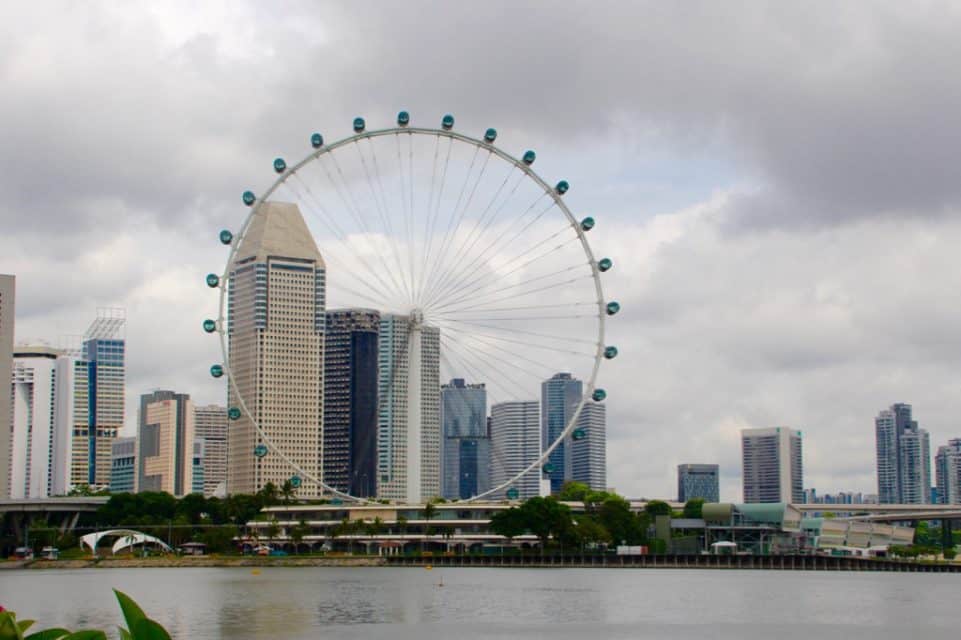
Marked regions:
[571,402,606,491]
[227,202,326,497]
[138,390,196,496]
[875,403,931,504]
[376,314,441,503]
[490,400,541,500]
[440,379,490,500]
[741,427,803,503]
[323,309,380,497]
[70,311,126,490]
[194,404,227,497]
[541,373,582,494]
[0,274,15,497]
[8,346,75,498]
[110,436,137,493]
[935,439,961,505]
[677,463,720,503]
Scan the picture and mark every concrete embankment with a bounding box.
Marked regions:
[15,556,386,570]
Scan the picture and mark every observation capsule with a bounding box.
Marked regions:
[289,475,302,488]
[242,190,256,206]
[331,497,344,506]
[580,216,595,231]
[555,180,569,195]
[311,132,324,148]
[522,150,536,165]
[206,273,220,288]
[254,444,268,458]
[592,388,607,402]
[604,346,618,359]
[219,229,233,245]
[506,487,520,500]
[441,114,454,130]
[273,157,286,173]
[606,301,620,316]
[484,128,497,143]
[353,117,366,132]
[573,428,586,441]
[202,319,217,333]
[598,258,613,272]
[397,111,410,126]
[542,463,555,474]
[228,407,242,420]
[210,364,224,378]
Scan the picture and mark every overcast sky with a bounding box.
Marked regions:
[2,1,960,500]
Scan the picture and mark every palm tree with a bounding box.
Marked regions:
[280,480,296,505]
[422,502,437,553]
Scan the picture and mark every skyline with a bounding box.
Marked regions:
[4,3,961,499]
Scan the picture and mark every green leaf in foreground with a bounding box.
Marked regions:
[17,620,36,633]
[24,630,71,640]
[132,619,172,640]
[112,591,146,633]
[61,632,107,640]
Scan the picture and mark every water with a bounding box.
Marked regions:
[1,567,957,639]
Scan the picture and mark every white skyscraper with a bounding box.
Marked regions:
[490,401,542,500]
[0,274,14,498]
[9,346,75,498]
[194,404,227,497]
[571,402,606,491]
[741,427,803,503]
[875,403,931,504]
[376,314,440,503]
[935,439,961,505]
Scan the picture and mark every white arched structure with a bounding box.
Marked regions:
[79,529,173,555]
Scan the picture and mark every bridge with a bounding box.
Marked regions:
[0,497,109,541]
[793,503,961,522]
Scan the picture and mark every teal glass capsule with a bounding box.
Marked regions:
[598,258,613,272]
[506,487,520,500]
[331,497,343,506]
[289,475,302,488]
[242,190,256,206]
[228,407,241,420]
[273,157,286,173]
[205,273,220,288]
[254,444,268,458]
[555,180,569,195]
[604,346,618,359]
[311,132,324,148]
[484,128,497,142]
[202,319,217,333]
[219,229,233,245]
[606,301,620,315]
[210,364,224,378]
[353,117,365,132]
[592,388,607,402]
[441,114,454,130]
[522,150,536,165]
[573,428,586,441]
[542,463,555,474]
[580,216,595,231]
[397,111,410,126]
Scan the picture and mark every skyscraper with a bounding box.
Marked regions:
[138,390,196,496]
[741,427,803,503]
[71,310,125,490]
[490,400,541,500]
[194,404,227,497]
[0,274,14,498]
[9,346,75,498]
[324,309,379,497]
[441,378,490,500]
[677,463,720,503]
[227,202,326,497]
[571,402,606,491]
[875,403,931,504]
[541,373,582,493]
[935,439,961,505]
[110,436,137,493]
[376,314,441,502]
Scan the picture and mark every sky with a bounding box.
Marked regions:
[2,1,961,500]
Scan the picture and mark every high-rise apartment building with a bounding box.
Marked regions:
[138,390,196,496]
[110,436,137,493]
[677,463,720,503]
[227,202,326,497]
[490,400,541,500]
[541,373,582,494]
[71,310,125,490]
[935,439,961,505]
[9,346,75,498]
[440,378,490,500]
[194,404,227,497]
[0,274,14,498]
[324,309,379,497]
[376,314,440,502]
[571,402,606,491]
[875,403,931,504]
[741,427,803,503]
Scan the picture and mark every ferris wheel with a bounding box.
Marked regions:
[204,112,619,503]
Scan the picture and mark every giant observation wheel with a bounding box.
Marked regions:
[204,112,619,503]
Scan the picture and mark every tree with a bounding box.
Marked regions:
[422,502,437,552]
[598,496,644,545]
[258,482,280,506]
[280,480,296,505]
[567,515,612,550]
[682,498,705,519]
[201,525,239,554]
[644,500,671,517]
[557,481,592,502]
[290,520,309,554]
[265,517,280,544]
[489,507,527,543]
[518,497,573,551]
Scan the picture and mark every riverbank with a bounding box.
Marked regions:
[8,555,386,569]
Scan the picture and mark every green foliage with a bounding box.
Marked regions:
[0,591,168,640]
[488,507,527,541]
[644,500,671,517]
[597,496,645,545]
[682,498,705,519]
[518,497,573,547]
